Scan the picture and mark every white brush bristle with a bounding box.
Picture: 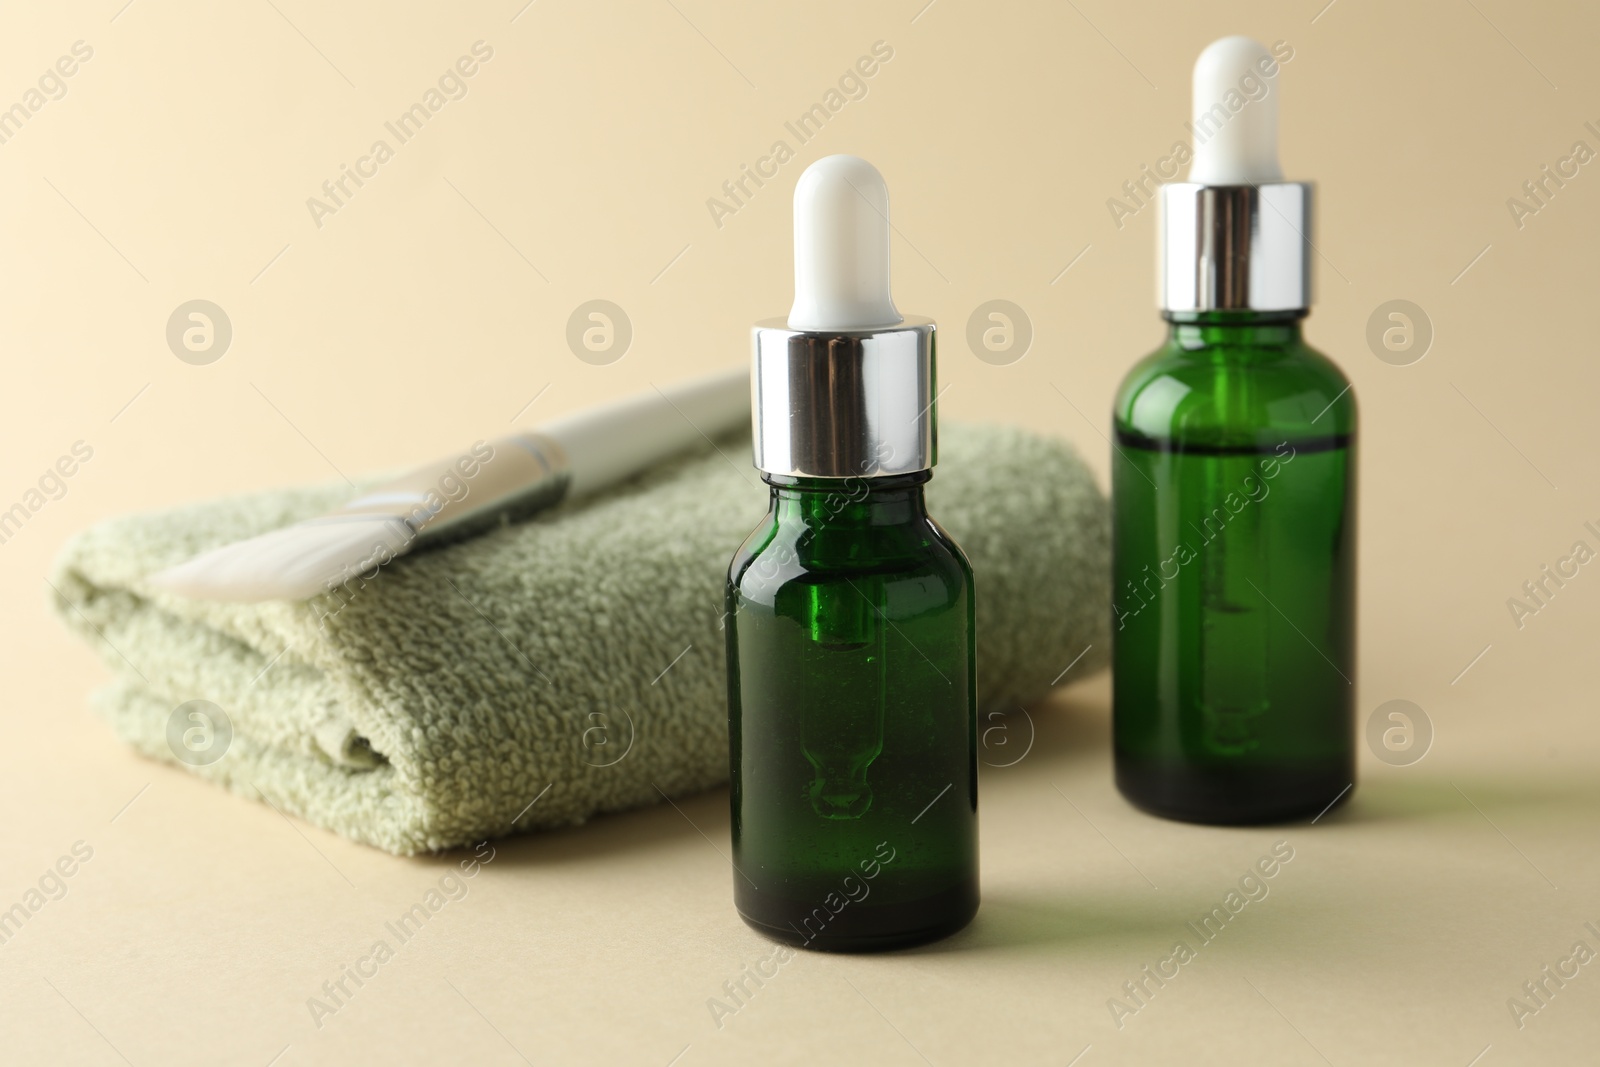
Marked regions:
[146,517,416,602]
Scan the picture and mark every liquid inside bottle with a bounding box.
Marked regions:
[1112,313,1356,823]
[727,474,979,951]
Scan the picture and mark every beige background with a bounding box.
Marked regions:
[3,0,1598,1064]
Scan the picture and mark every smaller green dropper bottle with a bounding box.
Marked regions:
[726,155,979,952]
[1112,37,1358,824]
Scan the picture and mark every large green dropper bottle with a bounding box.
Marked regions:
[1112,37,1357,824]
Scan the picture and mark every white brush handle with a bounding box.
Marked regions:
[146,366,753,603]
[392,365,752,545]
[543,366,750,499]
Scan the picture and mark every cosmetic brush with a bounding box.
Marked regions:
[149,367,750,602]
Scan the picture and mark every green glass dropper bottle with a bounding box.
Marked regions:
[726,154,979,951]
[1112,37,1357,824]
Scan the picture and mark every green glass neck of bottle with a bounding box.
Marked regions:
[762,472,931,527]
[1163,310,1308,357]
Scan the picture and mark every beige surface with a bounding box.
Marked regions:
[3,1,1598,1064]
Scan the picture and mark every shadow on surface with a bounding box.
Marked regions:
[460,782,735,872]
[906,887,1179,956]
[1314,768,1597,827]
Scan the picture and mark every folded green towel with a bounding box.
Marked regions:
[51,423,1109,855]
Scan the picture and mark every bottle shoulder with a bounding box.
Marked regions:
[727,510,972,608]
[1114,331,1356,444]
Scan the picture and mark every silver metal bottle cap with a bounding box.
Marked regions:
[1159,181,1313,312]
[751,318,935,479]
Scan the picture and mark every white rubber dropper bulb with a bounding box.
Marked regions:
[787,154,903,332]
[1187,36,1284,185]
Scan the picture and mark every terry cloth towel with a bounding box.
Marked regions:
[51,423,1110,855]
